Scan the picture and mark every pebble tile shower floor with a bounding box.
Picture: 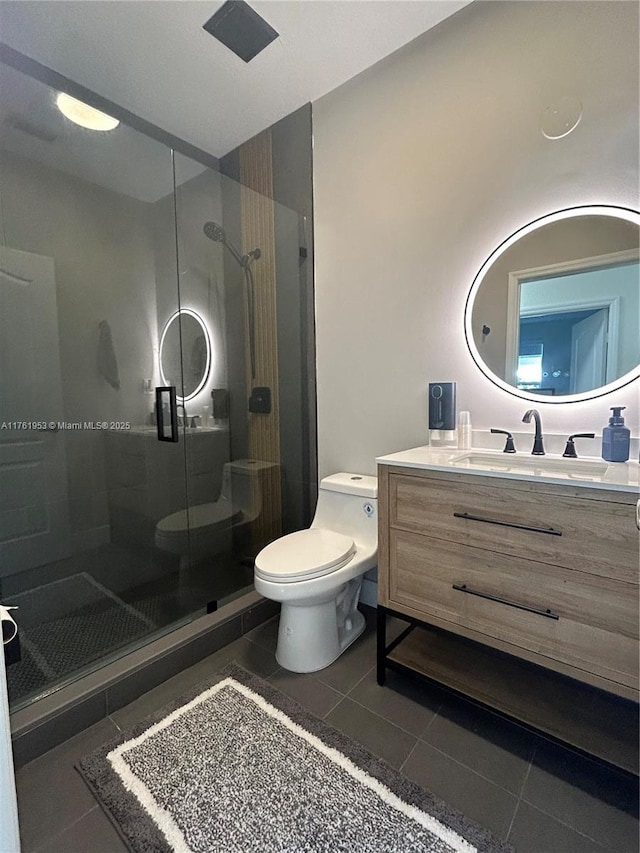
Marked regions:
[12,608,639,853]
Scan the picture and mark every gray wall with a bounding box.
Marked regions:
[313,0,639,478]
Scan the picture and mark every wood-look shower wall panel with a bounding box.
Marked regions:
[239,130,282,554]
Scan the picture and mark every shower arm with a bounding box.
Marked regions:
[243,264,256,380]
[225,243,257,380]
[232,243,258,381]
[223,244,257,380]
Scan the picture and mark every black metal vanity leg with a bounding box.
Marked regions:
[376,605,386,685]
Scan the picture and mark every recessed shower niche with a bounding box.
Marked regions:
[0,55,314,712]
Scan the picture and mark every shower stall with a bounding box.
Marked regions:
[0,53,315,721]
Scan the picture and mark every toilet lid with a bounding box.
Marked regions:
[156,500,241,534]
[255,528,355,583]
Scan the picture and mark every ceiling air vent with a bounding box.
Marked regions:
[203,0,279,63]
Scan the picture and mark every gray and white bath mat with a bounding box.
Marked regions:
[77,664,512,853]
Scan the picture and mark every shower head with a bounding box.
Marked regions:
[203,221,262,270]
[203,220,244,266]
[203,221,226,243]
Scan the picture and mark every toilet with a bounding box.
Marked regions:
[254,472,377,673]
[155,459,268,566]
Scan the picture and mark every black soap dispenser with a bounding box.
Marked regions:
[601,406,630,462]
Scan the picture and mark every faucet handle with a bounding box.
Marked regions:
[490,429,517,453]
[562,433,595,458]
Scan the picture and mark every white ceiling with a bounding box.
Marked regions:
[0,0,471,159]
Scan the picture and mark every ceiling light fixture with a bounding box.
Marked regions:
[56,93,119,131]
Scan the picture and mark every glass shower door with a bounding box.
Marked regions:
[0,60,194,711]
[171,149,313,612]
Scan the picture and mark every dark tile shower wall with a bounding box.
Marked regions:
[221,104,316,537]
[272,105,316,532]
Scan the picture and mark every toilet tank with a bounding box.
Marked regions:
[222,459,278,520]
[311,473,378,548]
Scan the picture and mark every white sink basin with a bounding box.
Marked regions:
[449,452,609,479]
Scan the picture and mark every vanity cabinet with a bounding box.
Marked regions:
[377,463,640,773]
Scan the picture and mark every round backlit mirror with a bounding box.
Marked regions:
[464,205,640,403]
[159,309,211,401]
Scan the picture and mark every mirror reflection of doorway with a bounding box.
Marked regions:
[517,307,609,395]
[505,252,638,396]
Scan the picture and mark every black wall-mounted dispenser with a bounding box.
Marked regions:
[428,382,456,430]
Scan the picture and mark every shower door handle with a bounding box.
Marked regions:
[156,386,179,443]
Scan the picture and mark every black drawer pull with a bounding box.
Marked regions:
[452,583,559,620]
[453,511,562,536]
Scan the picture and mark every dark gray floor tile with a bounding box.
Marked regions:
[347,666,441,737]
[522,741,639,852]
[110,637,278,730]
[32,805,128,853]
[422,695,536,794]
[13,613,636,853]
[314,628,376,694]
[15,718,119,852]
[508,801,609,853]
[105,616,242,715]
[246,615,280,653]
[109,643,234,730]
[229,636,280,679]
[268,668,342,718]
[325,697,417,769]
[402,740,518,841]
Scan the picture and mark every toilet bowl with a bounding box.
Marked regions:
[254,472,377,673]
[155,459,268,565]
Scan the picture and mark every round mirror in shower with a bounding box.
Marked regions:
[159,309,211,401]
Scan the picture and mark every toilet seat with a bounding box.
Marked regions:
[156,500,242,537]
[254,528,355,583]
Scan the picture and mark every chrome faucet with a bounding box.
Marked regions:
[176,404,187,426]
[522,409,545,455]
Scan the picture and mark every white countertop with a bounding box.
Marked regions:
[376,445,640,493]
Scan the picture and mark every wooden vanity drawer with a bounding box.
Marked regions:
[389,529,639,689]
[390,473,639,582]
